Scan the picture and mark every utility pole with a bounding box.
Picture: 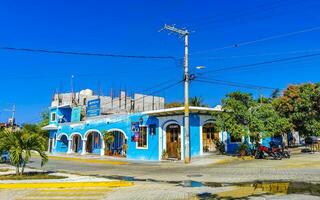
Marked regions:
[163,24,190,163]
[11,104,16,126]
[70,75,75,106]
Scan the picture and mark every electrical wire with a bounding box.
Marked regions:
[189,25,320,56]
[194,79,275,90]
[191,48,320,60]
[196,52,320,76]
[195,77,276,90]
[0,46,176,60]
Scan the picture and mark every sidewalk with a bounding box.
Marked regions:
[0,164,133,189]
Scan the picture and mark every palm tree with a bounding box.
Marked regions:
[271,88,280,99]
[190,96,204,106]
[103,131,115,155]
[0,128,48,175]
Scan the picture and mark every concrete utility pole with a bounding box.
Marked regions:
[163,24,190,163]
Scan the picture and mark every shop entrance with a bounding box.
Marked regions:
[166,124,181,159]
[85,132,101,154]
[105,130,127,157]
[72,134,81,153]
[202,123,219,152]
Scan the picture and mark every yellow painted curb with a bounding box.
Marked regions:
[0,181,133,189]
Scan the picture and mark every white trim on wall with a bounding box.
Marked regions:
[107,128,128,139]
[83,129,105,150]
[199,125,203,156]
[136,125,148,150]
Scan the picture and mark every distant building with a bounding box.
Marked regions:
[51,89,165,118]
[0,117,20,131]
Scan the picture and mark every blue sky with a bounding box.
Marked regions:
[1,0,320,123]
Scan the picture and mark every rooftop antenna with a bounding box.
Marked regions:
[70,75,75,106]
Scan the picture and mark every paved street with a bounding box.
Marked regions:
[28,152,320,183]
[19,151,320,199]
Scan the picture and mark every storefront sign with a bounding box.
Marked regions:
[71,106,82,122]
[86,99,101,117]
[131,122,140,133]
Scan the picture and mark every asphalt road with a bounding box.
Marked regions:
[27,153,320,183]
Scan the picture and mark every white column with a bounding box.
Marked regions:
[100,138,105,156]
[81,140,87,155]
[67,139,72,154]
[200,125,203,156]
[181,125,184,160]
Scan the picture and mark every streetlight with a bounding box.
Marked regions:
[196,66,206,70]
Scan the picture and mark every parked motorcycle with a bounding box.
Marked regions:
[255,144,282,160]
[269,141,291,159]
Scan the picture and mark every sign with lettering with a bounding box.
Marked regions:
[86,99,101,117]
[71,106,82,122]
[131,122,140,133]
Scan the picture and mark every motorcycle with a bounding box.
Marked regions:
[255,144,283,160]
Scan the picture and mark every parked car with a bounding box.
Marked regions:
[0,152,10,163]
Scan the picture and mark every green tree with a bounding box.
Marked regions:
[189,96,204,107]
[164,102,183,108]
[0,127,48,175]
[214,91,257,139]
[273,83,320,137]
[215,91,292,142]
[250,103,292,138]
[270,88,281,99]
[103,130,115,152]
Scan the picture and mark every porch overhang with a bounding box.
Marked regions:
[142,105,222,117]
[41,124,58,131]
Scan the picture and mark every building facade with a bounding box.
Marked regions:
[43,105,223,161]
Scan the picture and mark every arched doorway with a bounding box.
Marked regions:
[57,134,69,153]
[72,134,82,153]
[85,131,102,154]
[202,123,219,152]
[166,124,181,159]
[105,130,127,157]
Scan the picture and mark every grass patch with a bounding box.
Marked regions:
[0,172,66,180]
[0,168,10,172]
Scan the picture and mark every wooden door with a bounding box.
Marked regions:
[203,123,218,152]
[166,124,181,159]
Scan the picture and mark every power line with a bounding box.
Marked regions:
[189,25,320,56]
[191,48,320,60]
[176,0,284,27]
[0,46,176,60]
[187,0,286,29]
[195,77,276,90]
[194,79,276,90]
[196,52,320,76]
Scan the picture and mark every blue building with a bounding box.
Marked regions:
[43,104,224,161]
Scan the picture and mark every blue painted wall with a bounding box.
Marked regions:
[49,107,205,161]
[189,114,201,157]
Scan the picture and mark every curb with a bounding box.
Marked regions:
[34,154,128,165]
[0,181,133,189]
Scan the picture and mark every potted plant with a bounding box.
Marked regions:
[103,131,115,156]
[162,150,168,160]
[239,143,248,157]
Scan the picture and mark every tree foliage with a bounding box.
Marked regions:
[215,91,292,140]
[0,126,48,175]
[164,102,183,108]
[273,83,320,136]
[190,96,207,107]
